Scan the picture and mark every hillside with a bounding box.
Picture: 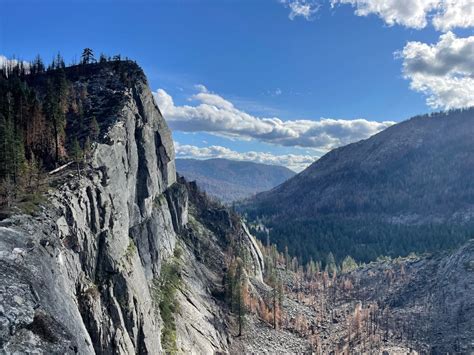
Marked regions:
[0,60,265,353]
[1,57,473,354]
[233,239,474,354]
[176,158,295,203]
[241,109,474,264]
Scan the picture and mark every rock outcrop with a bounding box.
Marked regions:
[0,62,263,354]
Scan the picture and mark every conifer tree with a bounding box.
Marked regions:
[226,256,248,337]
[99,53,108,63]
[83,136,92,159]
[277,277,284,308]
[326,252,338,276]
[81,48,95,64]
[90,116,100,141]
[234,258,247,336]
[70,137,82,176]
[341,255,358,273]
[51,52,65,70]
[0,93,25,184]
[31,55,45,75]
[24,153,41,192]
[44,70,68,164]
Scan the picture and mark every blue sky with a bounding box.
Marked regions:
[1,0,473,171]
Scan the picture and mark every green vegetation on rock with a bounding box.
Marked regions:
[152,247,183,354]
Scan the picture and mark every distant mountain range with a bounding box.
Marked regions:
[240,108,474,264]
[176,158,296,203]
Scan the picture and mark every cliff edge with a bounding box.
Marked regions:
[0,62,264,354]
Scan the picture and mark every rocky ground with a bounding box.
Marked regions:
[231,240,474,354]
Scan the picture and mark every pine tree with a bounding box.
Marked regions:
[284,245,290,269]
[326,252,338,276]
[225,256,248,337]
[11,127,25,185]
[83,136,92,160]
[0,112,13,179]
[81,48,95,64]
[341,255,358,273]
[234,258,247,336]
[44,71,68,165]
[0,176,14,208]
[277,277,284,308]
[89,116,100,141]
[50,52,65,70]
[24,153,41,192]
[31,55,45,75]
[270,272,284,330]
[99,53,108,63]
[225,261,236,306]
[0,93,25,184]
[70,137,82,176]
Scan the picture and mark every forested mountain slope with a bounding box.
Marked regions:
[241,109,474,264]
[176,158,295,203]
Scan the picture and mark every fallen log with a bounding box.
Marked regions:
[48,161,74,175]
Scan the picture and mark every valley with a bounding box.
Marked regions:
[241,108,474,265]
[0,57,472,354]
[176,158,295,203]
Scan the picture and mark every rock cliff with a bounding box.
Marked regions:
[0,62,264,354]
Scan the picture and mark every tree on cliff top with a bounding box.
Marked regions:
[81,48,95,65]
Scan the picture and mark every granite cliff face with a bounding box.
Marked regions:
[0,63,264,354]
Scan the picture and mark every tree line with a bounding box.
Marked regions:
[0,48,130,214]
[247,216,473,268]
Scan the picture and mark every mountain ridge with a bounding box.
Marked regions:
[176,158,296,203]
[241,108,474,263]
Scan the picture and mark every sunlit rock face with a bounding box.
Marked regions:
[0,62,263,354]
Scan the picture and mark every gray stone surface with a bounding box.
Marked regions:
[0,64,264,354]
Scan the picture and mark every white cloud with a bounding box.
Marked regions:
[175,142,315,172]
[0,55,29,71]
[194,84,209,93]
[331,0,474,31]
[432,0,474,32]
[398,32,474,109]
[280,0,321,20]
[154,87,394,151]
[326,2,474,109]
